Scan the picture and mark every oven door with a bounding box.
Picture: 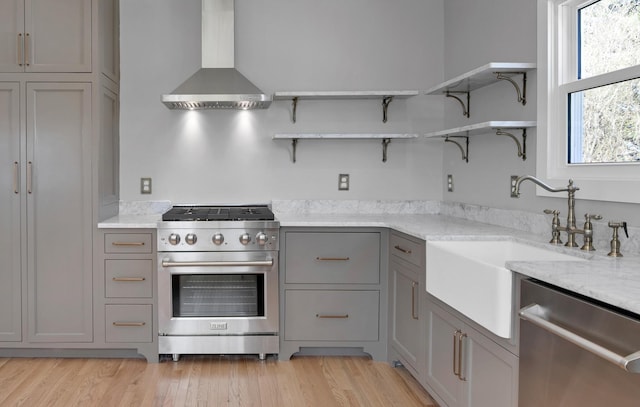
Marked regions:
[158,251,278,336]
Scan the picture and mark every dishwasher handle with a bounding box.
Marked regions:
[519,303,640,373]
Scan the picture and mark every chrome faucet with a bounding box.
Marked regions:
[512,175,582,247]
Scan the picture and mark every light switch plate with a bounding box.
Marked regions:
[447,174,454,192]
[140,177,152,194]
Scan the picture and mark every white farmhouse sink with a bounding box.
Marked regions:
[426,240,585,338]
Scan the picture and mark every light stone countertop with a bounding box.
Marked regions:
[98,201,640,316]
[277,211,640,316]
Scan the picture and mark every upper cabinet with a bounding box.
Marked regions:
[0,0,92,73]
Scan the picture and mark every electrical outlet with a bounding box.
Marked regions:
[338,174,349,191]
[140,177,152,194]
[510,175,518,197]
[447,174,454,192]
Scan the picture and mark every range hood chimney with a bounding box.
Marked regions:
[161,0,271,110]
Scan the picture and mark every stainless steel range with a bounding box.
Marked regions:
[157,205,279,361]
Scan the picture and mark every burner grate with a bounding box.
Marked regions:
[162,205,274,222]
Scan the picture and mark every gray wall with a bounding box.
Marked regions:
[119,0,445,204]
[440,0,640,229]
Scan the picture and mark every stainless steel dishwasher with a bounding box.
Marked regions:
[519,278,640,406]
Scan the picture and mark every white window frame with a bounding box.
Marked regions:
[537,0,640,203]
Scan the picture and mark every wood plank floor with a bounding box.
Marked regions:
[0,355,436,406]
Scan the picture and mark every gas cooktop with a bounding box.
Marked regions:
[161,205,275,222]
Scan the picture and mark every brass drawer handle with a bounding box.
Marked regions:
[112,241,146,246]
[13,162,19,194]
[316,314,349,319]
[112,277,146,282]
[411,281,419,320]
[316,257,350,261]
[394,245,412,254]
[112,321,146,327]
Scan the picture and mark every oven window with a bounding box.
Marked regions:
[172,274,265,317]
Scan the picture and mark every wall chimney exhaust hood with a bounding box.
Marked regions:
[161,0,271,110]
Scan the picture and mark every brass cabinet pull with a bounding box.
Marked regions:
[112,321,146,327]
[457,332,467,381]
[26,161,32,194]
[453,329,461,377]
[13,162,19,194]
[17,33,23,66]
[411,281,419,320]
[112,241,146,246]
[315,257,350,261]
[24,33,30,66]
[394,245,412,254]
[112,277,146,282]
[316,314,349,319]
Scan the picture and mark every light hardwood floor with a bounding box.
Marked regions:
[0,355,436,406]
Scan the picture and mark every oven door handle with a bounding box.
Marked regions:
[161,259,274,268]
[520,303,640,373]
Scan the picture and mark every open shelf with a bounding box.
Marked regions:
[272,90,419,123]
[273,133,419,163]
[424,121,536,162]
[425,62,536,117]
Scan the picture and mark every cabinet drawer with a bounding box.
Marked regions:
[285,232,380,284]
[390,233,424,267]
[105,305,152,343]
[284,290,379,341]
[105,233,152,254]
[105,259,153,298]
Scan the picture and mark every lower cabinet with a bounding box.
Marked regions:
[96,229,158,362]
[279,227,387,361]
[388,231,426,381]
[425,299,518,407]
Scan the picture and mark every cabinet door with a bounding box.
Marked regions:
[390,260,420,375]
[0,0,24,72]
[426,302,464,407]
[26,82,93,342]
[0,83,22,341]
[25,0,91,72]
[463,325,518,407]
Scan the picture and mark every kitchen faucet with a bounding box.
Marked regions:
[512,175,591,248]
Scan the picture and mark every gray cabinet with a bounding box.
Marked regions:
[425,299,518,407]
[26,82,93,342]
[0,0,92,73]
[0,1,119,352]
[0,82,21,342]
[96,230,158,362]
[388,231,426,381]
[0,82,93,343]
[280,228,388,361]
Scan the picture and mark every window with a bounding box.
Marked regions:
[537,0,640,202]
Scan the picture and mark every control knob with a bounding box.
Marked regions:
[168,233,180,245]
[256,232,268,246]
[185,233,197,245]
[239,233,251,245]
[212,233,225,245]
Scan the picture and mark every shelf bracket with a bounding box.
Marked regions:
[382,96,393,123]
[444,135,469,163]
[382,138,391,162]
[495,128,527,161]
[494,72,527,105]
[290,138,298,163]
[445,91,470,118]
[290,97,299,123]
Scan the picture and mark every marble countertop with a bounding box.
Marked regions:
[98,206,640,316]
